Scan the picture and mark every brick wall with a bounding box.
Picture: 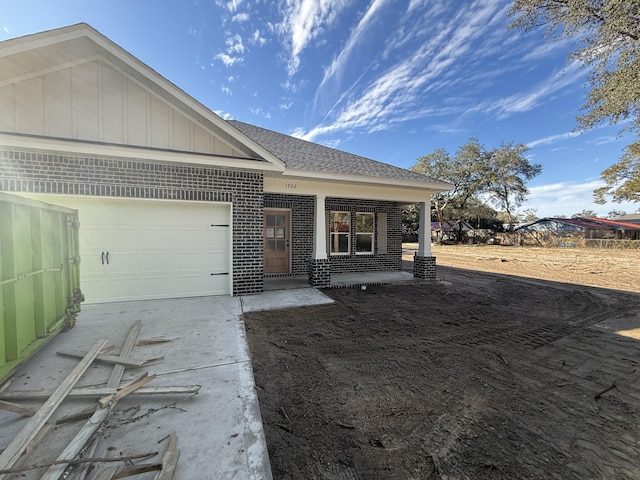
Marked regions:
[326,198,403,274]
[264,194,403,276]
[0,148,264,295]
[413,255,437,280]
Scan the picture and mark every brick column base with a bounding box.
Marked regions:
[308,258,331,287]
[414,255,436,280]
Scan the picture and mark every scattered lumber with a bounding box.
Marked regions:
[44,322,148,479]
[57,350,147,368]
[98,373,156,408]
[0,384,201,400]
[0,451,157,476]
[54,406,96,425]
[155,433,180,480]
[0,339,108,479]
[0,320,194,480]
[0,400,36,417]
[70,320,143,480]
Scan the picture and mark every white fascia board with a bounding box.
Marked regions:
[0,24,89,57]
[264,176,438,203]
[282,168,453,192]
[0,133,282,172]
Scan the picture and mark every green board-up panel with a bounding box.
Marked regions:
[0,192,82,382]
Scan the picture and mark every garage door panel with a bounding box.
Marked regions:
[15,195,232,302]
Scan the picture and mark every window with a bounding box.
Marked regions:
[356,212,374,254]
[330,211,350,254]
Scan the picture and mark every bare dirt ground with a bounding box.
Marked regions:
[428,244,640,293]
[245,247,640,479]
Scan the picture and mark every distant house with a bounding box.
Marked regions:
[515,217,640,246]
[430,220,475,242]
[616,214,640,225]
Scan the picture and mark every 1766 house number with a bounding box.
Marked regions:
[285,183,298,189]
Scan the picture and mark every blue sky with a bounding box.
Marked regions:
[2,0,639,217]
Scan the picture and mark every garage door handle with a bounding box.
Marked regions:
[101,252,105,265]
[106,251,110,265]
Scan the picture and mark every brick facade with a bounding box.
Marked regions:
[326,197,403,274]
[0,148,264,295]
[413,255,437,280]
[264,194,404,280]
[307,258,331,287]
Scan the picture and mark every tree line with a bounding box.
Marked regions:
[406,139,541,239]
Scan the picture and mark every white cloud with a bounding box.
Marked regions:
[232,13,250,22]
[278,0,350,76]
[226,0,243,13]
[470,61,586,120]
[213,34,246,67]
[225,34,245,54]
[251,29,267,46]
[523,181,639,217]
[527,130,582,148]
[250,106,271,119]
[214,109,233,120]
[2,25,9,34]
[300,0,507,141]
[214,53,242,67]
[221,85,233,95]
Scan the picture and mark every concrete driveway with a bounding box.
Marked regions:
[0,289,334,479]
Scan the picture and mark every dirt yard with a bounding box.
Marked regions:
[245,247,640,479]
[427,244,640,293]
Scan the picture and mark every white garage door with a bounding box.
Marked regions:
[20,195,232,303]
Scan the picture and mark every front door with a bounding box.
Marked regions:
[263,209,290,274]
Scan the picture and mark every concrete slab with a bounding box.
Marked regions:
[0,296,272,480]
[331,271,417,287]
[241,288,335,313]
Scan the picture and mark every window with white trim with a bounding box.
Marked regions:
[330,211,350,254]
[356,212,374,254]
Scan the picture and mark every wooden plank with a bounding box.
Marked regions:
[43,321,142,480]
[98,373,156,408]
[57,350,146,368]
[92,466,118,480]
[137,337,173,346]
[55,406,95,425]
[155,433,180,480]
[114,463,162,479]
[0,385,201,399]
[0,400,36,417]
[0,339,107,478]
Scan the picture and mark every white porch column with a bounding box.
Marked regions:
[313,194,327,259]
[417,200,432,257]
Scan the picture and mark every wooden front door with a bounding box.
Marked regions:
[263,210,290,273]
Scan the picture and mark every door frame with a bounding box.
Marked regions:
[263,208,291,274]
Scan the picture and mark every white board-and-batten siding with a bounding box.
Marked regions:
[0,58,238,156]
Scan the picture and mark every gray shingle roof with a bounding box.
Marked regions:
[228,120,444,185]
